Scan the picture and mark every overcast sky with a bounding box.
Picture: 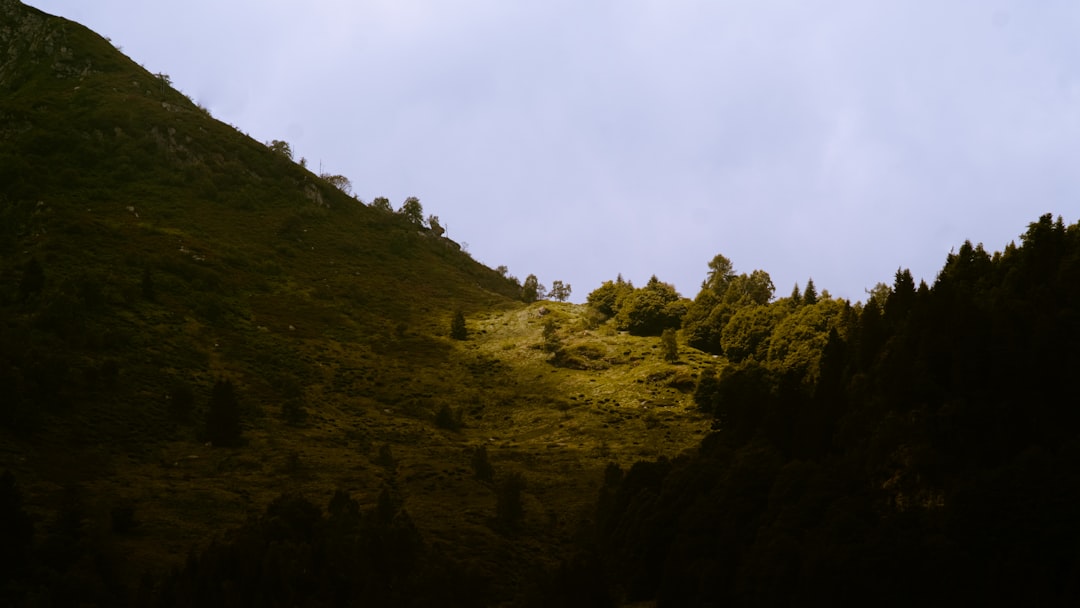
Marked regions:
[29,0,1080,302]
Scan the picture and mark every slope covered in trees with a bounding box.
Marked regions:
[592,214,1080,606]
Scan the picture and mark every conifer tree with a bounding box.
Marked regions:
[803,278,818,305]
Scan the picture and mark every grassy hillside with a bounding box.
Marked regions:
[0,2,714,603]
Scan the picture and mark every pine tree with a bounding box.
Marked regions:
[803,278,818,305]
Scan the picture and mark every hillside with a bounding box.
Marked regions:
[0,2,712,604]
[5,2,1080,606]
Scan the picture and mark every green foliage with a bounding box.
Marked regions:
[549,280,572,302]
[371,196,393,212]
[766,298,846,380]
[703,253,736,295]
[541,318,563,354]
[683,258,775,353]
[802,277,818,305]
[450,310,468,340]
[614,276,685,336]
[319,173,352,196]
[660,328,679,362]
[586,274,634,317]
[427,214,444,236]
[267,139,293,159]
[398,196,424,225]
[597,215,1080,606]
[521,274,545,303]
[719,304,781,363]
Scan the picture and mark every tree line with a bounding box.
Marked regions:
[585,214,1080,606]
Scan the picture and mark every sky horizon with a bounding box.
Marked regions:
[27,0,1080,303]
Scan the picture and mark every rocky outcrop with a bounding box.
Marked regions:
[0,0,92,91]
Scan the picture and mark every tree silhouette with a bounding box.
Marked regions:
[522,274,545,303]
[549,280,572,302]
[398,196,424,225]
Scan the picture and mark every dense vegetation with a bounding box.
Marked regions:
[2,1,1078,606]
[591,214,1080,606]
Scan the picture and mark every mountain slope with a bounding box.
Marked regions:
[0,3,713,604]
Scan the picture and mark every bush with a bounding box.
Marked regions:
[661,328,679,362]
[450,310,467,340]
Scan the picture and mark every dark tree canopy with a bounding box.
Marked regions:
[398,196,424,225]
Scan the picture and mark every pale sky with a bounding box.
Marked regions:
[28,0,1080,303]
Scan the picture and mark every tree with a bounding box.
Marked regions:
[549,280,572,302]
[661,328,679,362]
[542,318,563,354]
[704,254,736,295]
[320,173,352,195]
[450,310,467,340]
[803,278,818,305]
[267,139,293,160]
[587,275,634,318]
[371,196,393,212]
[522,274,545,303]
[615,276,685,336]
[206,379,242,447]
[427,214,445,237]
[398,197,424,225]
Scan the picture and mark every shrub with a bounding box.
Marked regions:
[450,310,467,340]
